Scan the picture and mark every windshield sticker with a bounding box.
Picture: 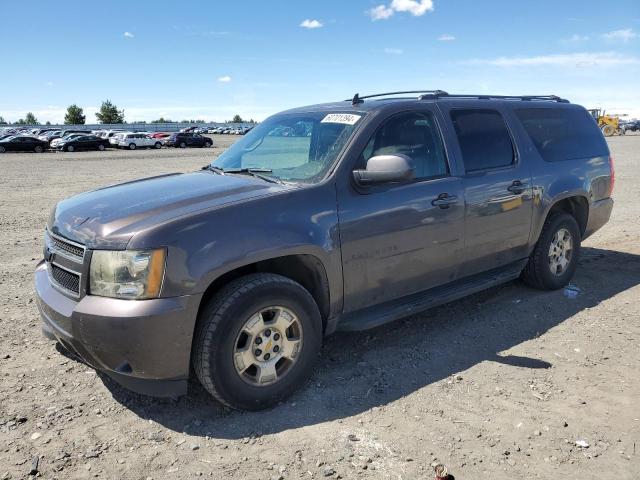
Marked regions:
[321,113,362,125]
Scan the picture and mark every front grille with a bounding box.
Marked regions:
[49,232,84,260]
[50,264,80,296]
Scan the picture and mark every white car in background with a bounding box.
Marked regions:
[114,132,163,150]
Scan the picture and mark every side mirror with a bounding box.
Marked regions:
[353,154,415,185]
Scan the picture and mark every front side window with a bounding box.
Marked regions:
[213,111,364,183]
[450,109,514,173]
[359,111,449,180]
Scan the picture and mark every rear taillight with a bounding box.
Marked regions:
[609,155,615,196]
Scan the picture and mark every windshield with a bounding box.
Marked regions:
[211,111,364,183]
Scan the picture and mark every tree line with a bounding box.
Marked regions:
[0,101,256,126]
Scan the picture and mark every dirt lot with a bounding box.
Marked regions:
[0,134,638,480]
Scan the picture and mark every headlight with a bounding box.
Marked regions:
[89,249,166,299]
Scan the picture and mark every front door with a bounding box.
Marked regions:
[442,106,534,276]
[337,109,465,312]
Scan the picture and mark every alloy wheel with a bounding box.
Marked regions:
[548,228,573,276]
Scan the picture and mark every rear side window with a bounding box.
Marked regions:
[514,107,608,162]
[450,109,515,173]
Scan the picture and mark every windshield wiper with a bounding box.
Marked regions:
[202,165,225,174]
[223,168,284,184]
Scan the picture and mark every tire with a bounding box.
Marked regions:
[66,145,74,152]
[128,143,136,150]
[193,273,323,410]
[34,145,44,153]
[154,142,162,149]
[0,146,5,153]
[98,144,105,151]
[179,142,187,148]
[601,124,615,137]
[522,212,581,290]
[204,141,212,148]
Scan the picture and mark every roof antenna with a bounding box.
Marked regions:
[352,93,363,105]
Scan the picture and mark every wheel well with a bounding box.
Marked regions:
[548,196,588,236]
[198,254,331,326]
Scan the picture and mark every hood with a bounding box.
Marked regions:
[49,170,292,249]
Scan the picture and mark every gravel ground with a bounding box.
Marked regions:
[0,134,638,480]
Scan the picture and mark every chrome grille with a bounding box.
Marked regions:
[47,230,85,261]
[50,264,80,296]
[50,234,84,259]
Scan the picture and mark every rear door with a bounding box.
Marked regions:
[441,104,534,276]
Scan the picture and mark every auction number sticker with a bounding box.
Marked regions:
[321,113,362,125]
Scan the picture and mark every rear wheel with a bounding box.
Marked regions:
[128,143,136,150]
[0,146,6,153]
[98,144,105,151]
[34,145,44,153]
[522,212,581,290]
[204,141,212,148]
[179,142,187,148]
[193,273,322,410]
[154,142,162,149]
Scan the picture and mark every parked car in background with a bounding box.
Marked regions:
[0,135,49,153]
[51,133,84,149]
[164,132,212,148]
[621,120,640,134]
[179,126,199,133]
[115,133,163,150]
[149,132,170,139]
[56,134,110,152]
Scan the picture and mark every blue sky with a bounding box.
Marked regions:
[1,0,639,123]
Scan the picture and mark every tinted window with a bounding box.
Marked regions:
[515,107,609,162]
[450,109,514,172]
[360,111,449,180]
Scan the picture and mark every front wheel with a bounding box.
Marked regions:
[522,212,581,290]
[128,143,136,150]
[154,142,162,149]
[66,145,75,152]
[34,145,44,153]
[204,141,212,148]
[179,142,187,148]
[0,146,6,153]
[193,273,322,410]
[98,144,105,151]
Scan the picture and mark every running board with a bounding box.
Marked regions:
[336,260,527,332]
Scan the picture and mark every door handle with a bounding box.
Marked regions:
[507,180,528,194]
[431,193,458,209]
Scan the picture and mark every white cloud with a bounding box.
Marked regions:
[300,19,323,29]
[123,31,134,38]
[465,52,639,68]
[437,34,455,41]
[217,75,232,83]
[383,47,403,55]
[564,34,589,43]
[369,0,434,20]
[601,28,637,43]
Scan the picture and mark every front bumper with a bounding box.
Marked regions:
[34,261,202,397]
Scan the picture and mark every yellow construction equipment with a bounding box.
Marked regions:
[587,108,621,136]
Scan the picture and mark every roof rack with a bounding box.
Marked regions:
[347,91,569,105]
[348,90,449,105]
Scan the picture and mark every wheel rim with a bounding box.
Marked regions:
[99,145,105,151]
[548,228,573,276]
[0,146,5,153]
[233,306,303,386]
[68,146,74,152]
[35,146,43,153]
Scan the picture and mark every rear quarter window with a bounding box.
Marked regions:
[514,107,609,162]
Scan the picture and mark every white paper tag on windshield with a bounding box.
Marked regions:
[321,113,361,125]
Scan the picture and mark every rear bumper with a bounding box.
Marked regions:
[584,197,614,240]
[34,261,202,397]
